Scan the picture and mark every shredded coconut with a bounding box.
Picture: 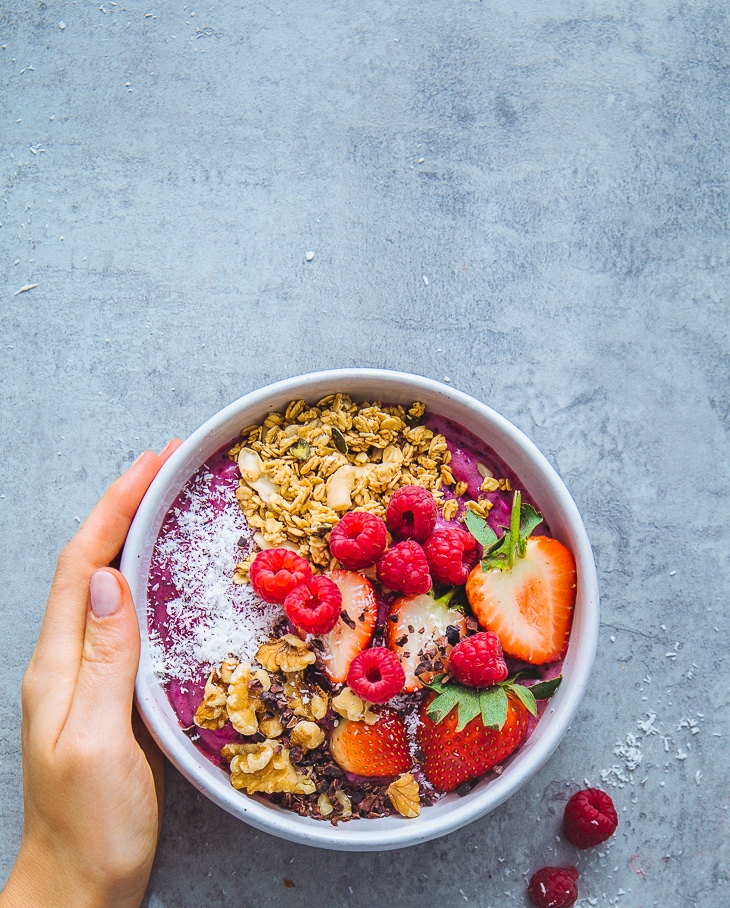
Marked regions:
[600,708,709,791]
[147,461,281,683]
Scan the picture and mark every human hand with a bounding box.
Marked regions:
[0,442,182,908]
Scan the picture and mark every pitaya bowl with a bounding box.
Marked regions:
[121,369,599,851]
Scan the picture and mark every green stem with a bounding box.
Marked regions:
[435,587,458,607]
[507,490,522,570]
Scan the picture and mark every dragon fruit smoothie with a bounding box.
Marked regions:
[146,397,573,819]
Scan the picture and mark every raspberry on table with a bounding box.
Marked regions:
[423,526,480,586]
[376,540,432,595]
[283,575,342,635]
[328,510,388,570]
[249,548,313,604]
[347,647,406,703]
[385,485,438,542]
[448,631,508,687]
[562,787,618,848]
[527,867,579,908]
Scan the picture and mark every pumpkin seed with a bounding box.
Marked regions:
[331,426,348,455]
[289,439,311,460]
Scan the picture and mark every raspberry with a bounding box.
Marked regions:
[376,540,432,595]
[528,867,579,908]
[562,788,618,849]
[283,575,342,635]
[249,548,312,604]
[448,631,508,687]
[423,526,480,586]
[328,511,388,570]
[347,647,406,703]
[386,485,438,542]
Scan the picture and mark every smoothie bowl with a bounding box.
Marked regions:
[121,369,599,851]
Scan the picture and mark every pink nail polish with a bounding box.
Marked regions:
[90,570,122,618]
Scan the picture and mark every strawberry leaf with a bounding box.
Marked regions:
[463,510,498,547]
[454,690,482,731]
[424,674,562,735]
[528,675,563,700]
[426,686,464,725]
[479,686,509,729]
[425,677,500,731]
[504,681,538,718]
[480,491,544,572]
[518,502,543,555]
[426,674,450,694]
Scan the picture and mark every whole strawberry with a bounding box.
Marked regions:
[562,788,618,848]
[528,866,579,908]
[417,680,524,791]
[417,674,562,791]
[329,709,411,778]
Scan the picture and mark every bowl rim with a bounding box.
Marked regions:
[122,368,599,851]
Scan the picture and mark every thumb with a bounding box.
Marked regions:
[68,569,141,733]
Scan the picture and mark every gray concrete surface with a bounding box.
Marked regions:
[1,1,728,905]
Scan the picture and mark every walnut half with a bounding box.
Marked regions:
[331,687,378,725]
[193,659,239,730]
[228,742,316,796]
[387,773,421,818]
[290,720,325,751]
[256,634,316,674]
[226,663,271,736]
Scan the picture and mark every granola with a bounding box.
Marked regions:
[230,395,453,572]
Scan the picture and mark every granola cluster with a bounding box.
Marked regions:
[193,635,426,819]
[230,394,456,578]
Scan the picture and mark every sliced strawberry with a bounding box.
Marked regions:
[316,569,377,683]
[329,709,411,777]
[464,492,576,665]
[386,591,467,692]
[417,681,531,791]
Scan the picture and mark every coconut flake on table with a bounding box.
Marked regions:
[598,708,709,792]
[147,463,281,684]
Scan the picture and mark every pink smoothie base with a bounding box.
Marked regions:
[122,369,600,851]
[147,413,562,782]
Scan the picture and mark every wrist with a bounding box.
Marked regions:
[0,835,146,908]
[1,839,103,908]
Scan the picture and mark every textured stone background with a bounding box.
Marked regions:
[1,2,728,905]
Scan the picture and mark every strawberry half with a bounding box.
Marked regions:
[386,590,467,691]
[329,709,411,778]
[316,569,378,683]
[416,674,560,791]
[464,492,576,664]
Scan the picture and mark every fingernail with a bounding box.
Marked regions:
[130,450,150,468]
[159,439,179,459]
[90,570,122,618]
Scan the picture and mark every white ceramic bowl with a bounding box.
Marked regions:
[121,369,599,851]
